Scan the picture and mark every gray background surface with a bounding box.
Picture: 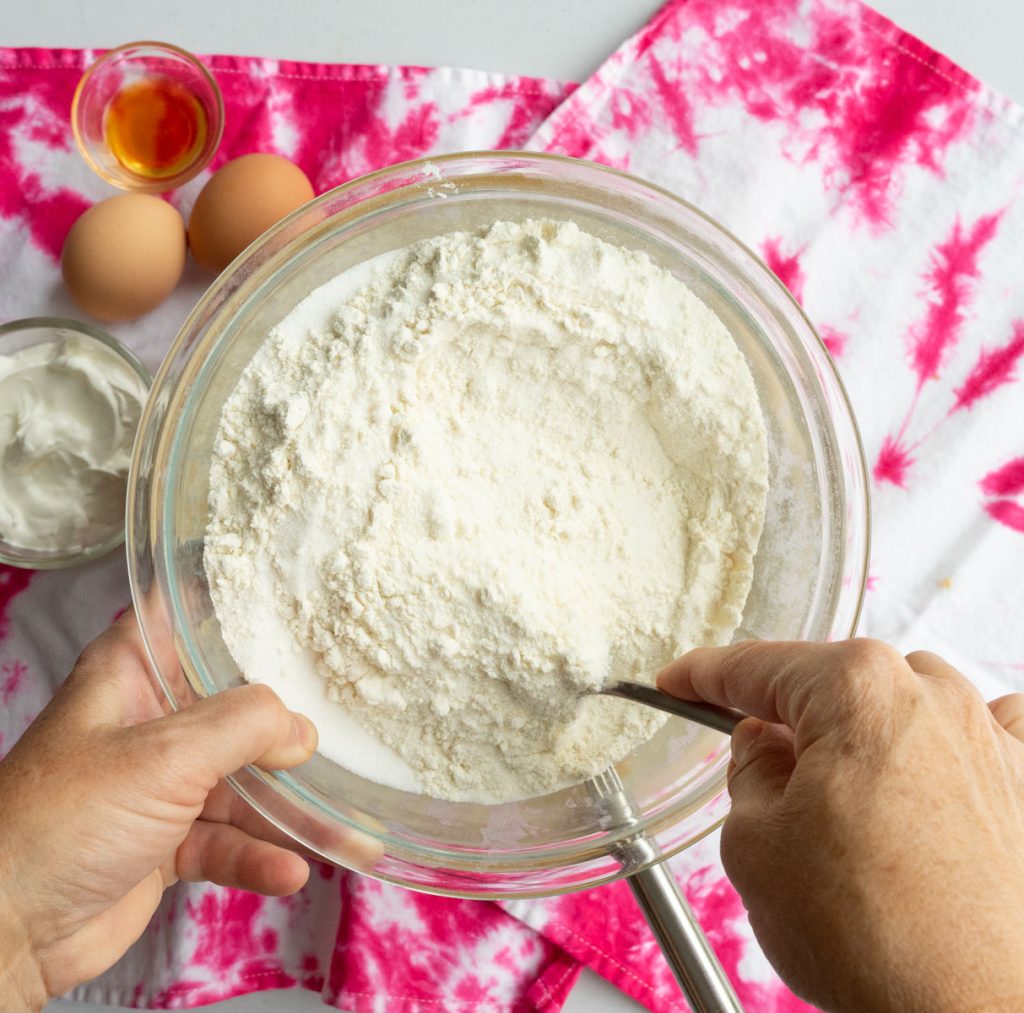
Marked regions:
[7,0,1024,97]
[6,0,1023,1010]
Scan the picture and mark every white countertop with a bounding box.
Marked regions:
[7,0,1024,102]
[6,1,1023,1010]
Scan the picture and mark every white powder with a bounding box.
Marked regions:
[205,219,768,802]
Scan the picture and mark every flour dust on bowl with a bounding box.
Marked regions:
[128,152,868,899]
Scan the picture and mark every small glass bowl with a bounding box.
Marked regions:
[0,317,152,570]
[71,41,224,193]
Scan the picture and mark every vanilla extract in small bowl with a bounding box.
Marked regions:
[72,41,223,192]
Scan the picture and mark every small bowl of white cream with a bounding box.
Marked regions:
[0,317,151,569]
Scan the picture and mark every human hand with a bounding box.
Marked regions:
[0,610,320,1010]
[658,640,1024,1013]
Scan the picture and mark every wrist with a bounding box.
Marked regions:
[0,801,47,1013]
[0,884,47,1013]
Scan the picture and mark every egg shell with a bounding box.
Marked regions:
[61,194,186,322]
[188,153,315,273]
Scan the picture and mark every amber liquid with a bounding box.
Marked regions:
[104,77,208,180]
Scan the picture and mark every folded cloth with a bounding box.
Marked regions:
[507,0,1024,1009]
[0,47,580,1012]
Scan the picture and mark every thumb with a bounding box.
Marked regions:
[727,718,796,814]
[139,684,318,790]
[990,693,1024,743]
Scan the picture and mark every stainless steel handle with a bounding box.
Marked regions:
[628,862,743,1013]
[601,680,743,734]
[588,768,744,1012]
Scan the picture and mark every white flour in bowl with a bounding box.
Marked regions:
[205,219,768,802]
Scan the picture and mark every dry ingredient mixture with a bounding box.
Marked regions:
[206,219,768,802]
[0,334,148,553]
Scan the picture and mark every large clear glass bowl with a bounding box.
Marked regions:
[127,152,869,898]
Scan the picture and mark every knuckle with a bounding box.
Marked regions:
[719,638,774,684]
[146,728,179,771]
[244,681,280,707]
[821,640,915,750]
[904,649,940,670]
[939,674,982,708]
[991,693,1024,729]
[728,639,771,667]
[124,722,192,788]
[234,682,287,727]
[830,639,907,700]
[840,638,904,674]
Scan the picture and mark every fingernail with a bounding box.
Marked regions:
[731,718,763,766]
[291,713,318,752]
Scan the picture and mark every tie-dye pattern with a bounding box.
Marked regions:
[4,0,1024,1007]
[514,0,1024,1008]
[0,47,577,1012]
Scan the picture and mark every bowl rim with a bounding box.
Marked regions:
[127,150,871,892]
[70,39,225,193]
[148,147,871,640]
[0,315,152,570]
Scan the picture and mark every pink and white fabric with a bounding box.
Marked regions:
[512,1,1024,1009]
[2,0,1024,1008]
[0,48,578,1012]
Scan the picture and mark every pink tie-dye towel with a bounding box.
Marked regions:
[4,0,1024,1008]
[0,47,580,1012]
[504,1,1024,1010]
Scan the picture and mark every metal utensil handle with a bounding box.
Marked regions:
[603,681,744,734]
[628,861,744,1013]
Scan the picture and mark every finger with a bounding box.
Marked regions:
[200,780,385,873]
[989,694,1024,742]
[657,639,906,731]
[176,820,310,895]
[200,781,324,858]
[727,719,796,813]
[111,605,187,717]
[905,650,962,681]
[123,592,195,710]
[119,598,185,683]
[64,608,179,726]
[152,683,318,788]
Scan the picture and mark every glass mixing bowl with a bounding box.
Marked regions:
[127,152,868,898]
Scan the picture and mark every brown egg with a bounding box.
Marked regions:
[61,194,186,321]
[187,153,315,273]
